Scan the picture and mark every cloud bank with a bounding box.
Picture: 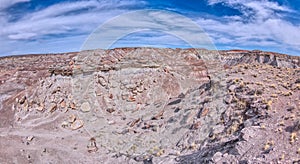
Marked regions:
[0,0,299,56]
[203,0,300,54]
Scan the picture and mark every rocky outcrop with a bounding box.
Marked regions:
[178,62,300,163]
[220,50,300,68]
[0,53,76,128]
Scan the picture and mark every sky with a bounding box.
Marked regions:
[0,0,300,56]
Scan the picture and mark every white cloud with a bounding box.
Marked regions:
[208,0,292,23]
[8,32,36,40]
[26,1,100,21]
[0,0,147,55]
[203,0,300,54]
[110,31,192,48]
[0,0,30,10]
[1,0,146,40]
[81,10,215,50]
[198,17,300,51]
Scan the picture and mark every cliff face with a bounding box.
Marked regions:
[220,50,300,68]
[0,48,299,163]
[0,53,76,127]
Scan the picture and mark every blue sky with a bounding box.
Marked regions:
[0,0,299,56]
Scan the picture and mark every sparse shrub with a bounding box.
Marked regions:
[255,89,263,95]
[239,81,245,88]
[271,94,278,98]
[255,82,263,86]
[282,90,293,96]
[236,100,247,110]
[266,100,272,110]
[290,132,297,143]
[279,120,285,126]
[234,78,239,83]
[269,84,276,89]
[294,84,300,90]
